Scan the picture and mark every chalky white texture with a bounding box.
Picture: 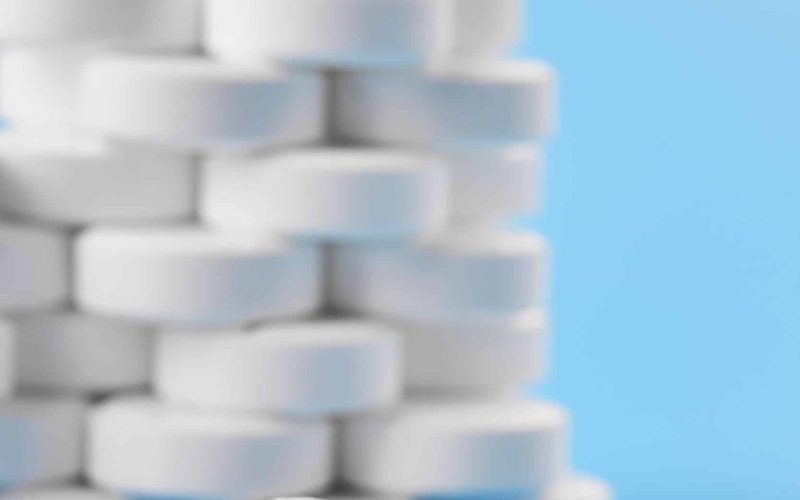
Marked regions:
[206,0,447,68]
[0,132,194,225]
[332,60,555,145]
[88,397,332,498]
[202,148,449,240]
[155,320,400,416]
[0,222,67,311]
[12,312,153,394]
[0,0,199,48]
[0,318,14,398]
[341,399,568,495]
[0,47,91,127]
[0,0,610,497]
[0,397,86,486]
[0,487,120,500]
[329,230,547,319]
[81,55,323,152]
[400,310,548,391]
[76,227,321,328]
[439,142,540,220]
[540,476,613,500]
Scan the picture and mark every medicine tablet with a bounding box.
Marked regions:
[445,0,522,56]
[541,475,613,500]
[155,320,400,416]
[329,230,547,319]
[13,312,153,395]
[0,397,86,487]
[0,318,14,398]
[438,141,539,220]
[201,148,449,241]
[81,55,323,152]
[0,132,194,226]
[332,60,554,145]
[341,399,568,495]
[0,47,91,127]
[400,310,547,391]
[75,227,321,328]
[0,0,199,48]
[205,0,446,68]
[0,222,68,311]
[0,487,119,500]
[88,397,332,498]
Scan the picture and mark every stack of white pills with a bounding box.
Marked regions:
[0,1,611,499]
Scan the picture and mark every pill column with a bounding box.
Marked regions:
[0,1,611,500]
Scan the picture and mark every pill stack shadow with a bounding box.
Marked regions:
[0,1,610,500]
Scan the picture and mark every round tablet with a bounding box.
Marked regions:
[329,230,547,319]
[0,0,199,48]
[81,55,323,152]
[0,47,91,127]
[205,0,447,68]
[201,148,449,241]
[0,222,68,311]
[340,399,568,495]
[445,0,522,56]
[155,320,400,416]
[0,318,15,398]
[541,475,613,500]
[75,227,321,328]
[0,397,86,488]
[438,141,539,220]
[88,397,332,498]
[0,131,194,226]
[332,60,555,145]
[13,311,154,395]
[400,310,547,391]
[0,487,120,500]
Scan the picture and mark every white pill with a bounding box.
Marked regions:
[439,141,539,220]
[329,230,547,320]
[205,0,447,68]
[541,475,613,500]
[400,310,547,391]
[0,47,91,127]
[201,148,449,241]
[445,0,522,56]
[88,397,332,498]
[155,320,400,416]
[0,397,86,487]
[0,0,199,48]
[0,487,120,500]
[341,399,568,495]
[332,60,554,145]
[0,317,14,398]
[81,55,323,152]
[0,131,194,226]
[12,311,153,395]
[75,227,321,328]
[0,222,68,312]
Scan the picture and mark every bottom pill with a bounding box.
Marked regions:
[340,399,568,496]
[88,397,333,498]
[540,475,613,500]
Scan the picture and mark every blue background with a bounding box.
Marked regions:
[516,1,800,499]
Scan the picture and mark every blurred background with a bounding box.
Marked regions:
[515,1,800,499]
